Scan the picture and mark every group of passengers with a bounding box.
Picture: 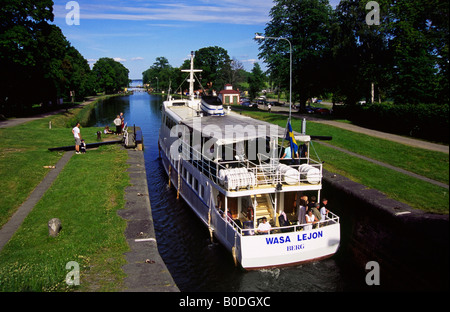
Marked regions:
[296,195,330,231]
[216,192,331,235]
[257,195,331,234]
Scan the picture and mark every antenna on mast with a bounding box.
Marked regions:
[181,51,202,101]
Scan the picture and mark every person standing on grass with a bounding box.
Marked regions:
[72,122,82,154]
[114,115,122,134]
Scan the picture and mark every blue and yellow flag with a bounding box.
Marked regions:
[286,121,298,155]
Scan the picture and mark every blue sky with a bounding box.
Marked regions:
[53,0,340,79]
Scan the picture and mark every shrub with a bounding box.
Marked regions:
[343,103,449,143]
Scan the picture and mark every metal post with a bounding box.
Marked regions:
[255,34,292,120]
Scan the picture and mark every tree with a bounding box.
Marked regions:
[142,56,173,92]
[248,63,266,100]
[224,58,246,90]
[386,0,449,104]
[193,46,232,91]
[92,58,129,94]
[0,0,54,115]
[257,0,334,111]
[0,0,94,116]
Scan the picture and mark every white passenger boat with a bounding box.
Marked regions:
[158,52,340,270]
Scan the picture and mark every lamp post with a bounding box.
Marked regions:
[255,34,293,121]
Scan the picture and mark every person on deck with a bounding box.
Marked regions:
[257,217,271,235]
[305,210,318,231]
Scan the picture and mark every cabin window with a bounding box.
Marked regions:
[193,178,198,193]
[200,185,204,199]
[188,172,192,185]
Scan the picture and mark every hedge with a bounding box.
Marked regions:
[334,103,449,144]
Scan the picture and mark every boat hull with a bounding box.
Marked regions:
[238,225,340,270]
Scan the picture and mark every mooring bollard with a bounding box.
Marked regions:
[48,218,62,237]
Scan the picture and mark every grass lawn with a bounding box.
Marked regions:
[234,107,449,213]
[0,100,130,291]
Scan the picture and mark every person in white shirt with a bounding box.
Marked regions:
[72,122,81,154]
[114,115,122,134]
[320,198,329,226]
[257,217,271,234]
[305,209,318,231]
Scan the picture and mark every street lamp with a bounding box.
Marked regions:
[254,33,293,120]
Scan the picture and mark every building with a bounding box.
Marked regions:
[218,84,240,105]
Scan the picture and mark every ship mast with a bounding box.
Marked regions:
[181,51,202,101]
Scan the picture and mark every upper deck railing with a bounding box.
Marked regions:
[176,139,322,192]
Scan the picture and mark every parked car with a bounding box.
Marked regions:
[314,107,330,115]
[304,105,316,114]
[242,101,258,108]
[257,99,267,105]
[272,101,284,106]
[300,105,330,115]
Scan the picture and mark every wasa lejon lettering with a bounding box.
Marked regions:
[265,231,323,245]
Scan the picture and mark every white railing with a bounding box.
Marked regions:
[179,140,322,192]
[216,210,340,237]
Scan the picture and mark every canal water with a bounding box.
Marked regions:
[88,89,366,292]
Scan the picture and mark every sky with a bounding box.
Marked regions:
[52,0,340,79]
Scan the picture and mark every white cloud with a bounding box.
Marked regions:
[131,57,144,61]
[241,59,259,64]
[114,57,127,62]
[53,0,272,25]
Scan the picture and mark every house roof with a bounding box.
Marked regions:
[219,89,240,95]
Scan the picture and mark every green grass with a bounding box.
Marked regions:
[0,97,131,291]
[0,145,129,291]
[234,108,449,213]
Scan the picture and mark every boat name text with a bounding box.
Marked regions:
[265,231,323,245]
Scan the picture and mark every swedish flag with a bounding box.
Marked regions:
[286,121,298,155]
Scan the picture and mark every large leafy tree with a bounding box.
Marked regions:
[192,46,232,92]
[0,0,54,115]
[386,0,449,104]
[92,58,129,94]
[142,56,174,92]
[0,0,95,116]
[257,0,334,110]
[258,0,448,107]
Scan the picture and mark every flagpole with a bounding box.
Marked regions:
[279,121,289,159]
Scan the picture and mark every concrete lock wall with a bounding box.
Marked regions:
[322,170,449,291]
